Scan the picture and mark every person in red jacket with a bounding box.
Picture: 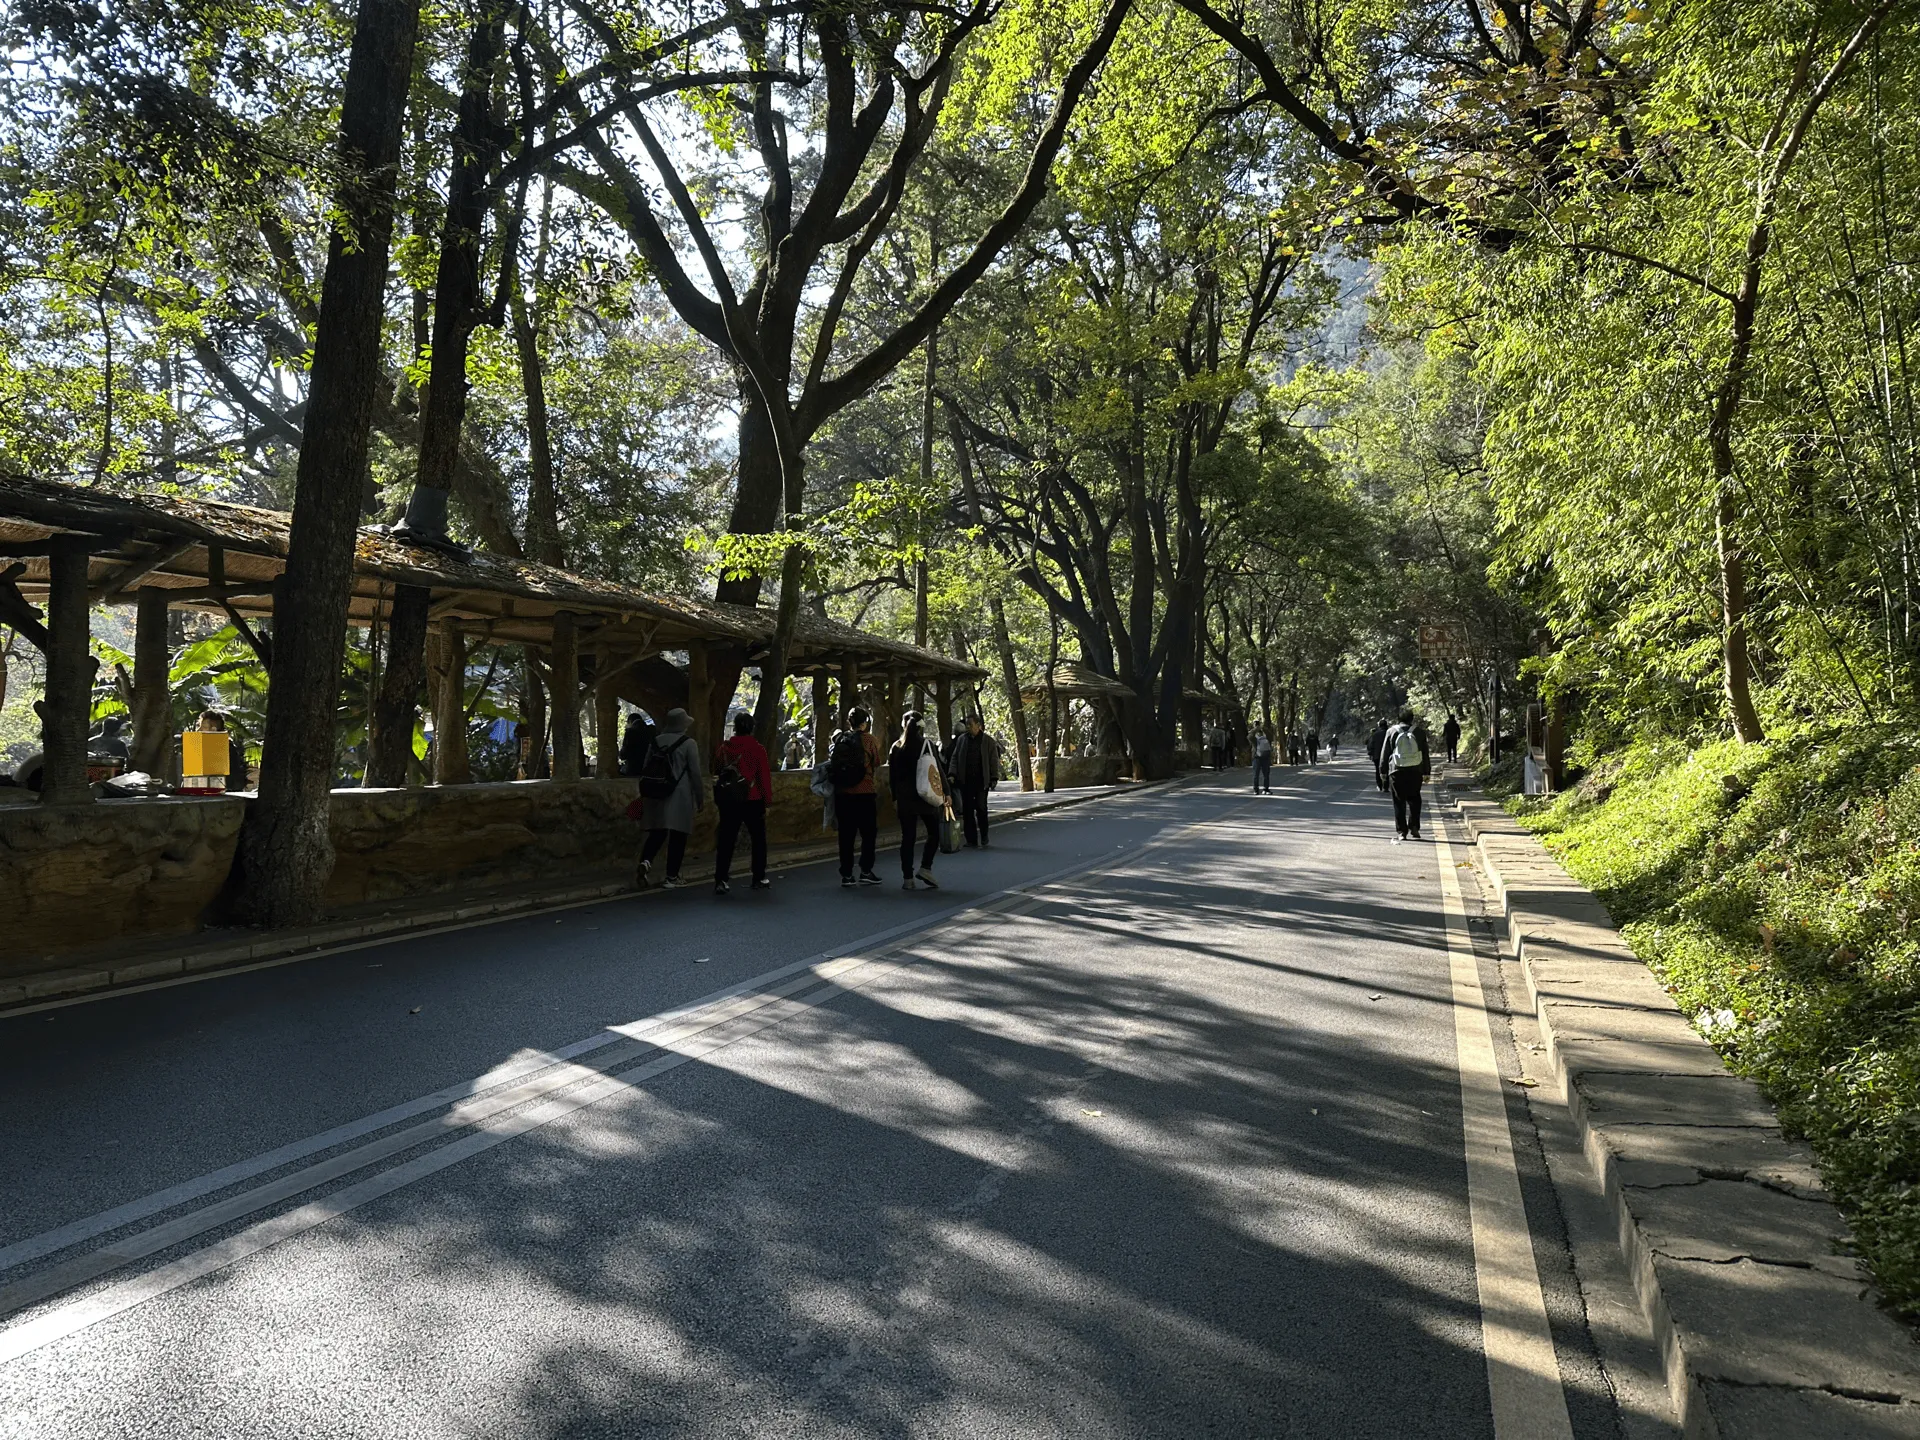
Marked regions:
[713,710,774,894]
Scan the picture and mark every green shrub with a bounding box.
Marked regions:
[1512,728,1920,1322]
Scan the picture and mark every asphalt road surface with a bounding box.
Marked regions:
[0,761,1672,1438]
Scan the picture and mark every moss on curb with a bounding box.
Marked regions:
[1505,729,1920,1324]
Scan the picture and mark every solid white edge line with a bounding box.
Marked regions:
[1437,832,1576,1440]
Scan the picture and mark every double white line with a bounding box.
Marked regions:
[0,804,1230,1367]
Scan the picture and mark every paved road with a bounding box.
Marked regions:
[0,762,1665,1438]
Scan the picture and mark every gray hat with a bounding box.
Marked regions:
[662,708,691,732]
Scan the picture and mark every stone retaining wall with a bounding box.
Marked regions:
[1442,781,1920,1438]
[0,771,898,968]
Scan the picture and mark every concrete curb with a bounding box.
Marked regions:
[1437,778,1920,1438]
[0,776,1175,1015]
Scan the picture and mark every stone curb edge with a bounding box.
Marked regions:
[1435,776,1920,1439]
[0,776,1180,1015]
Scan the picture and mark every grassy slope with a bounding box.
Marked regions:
[1510,729,1920,1321]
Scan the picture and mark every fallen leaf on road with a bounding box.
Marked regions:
[693,956,710,964]
[1368,993,1385,1001]
[409,1007,422,1015]
[1310,1108,1320,1115]
[1081,1109,1103,1117]
[1507,1076,1538,1087]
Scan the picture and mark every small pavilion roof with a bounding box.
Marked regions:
[0,476,981,682]
[1020,661,1135,702]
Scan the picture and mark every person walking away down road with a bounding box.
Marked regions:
[1366,717,1391,792]
[1443,713,1461,764]
[890,711,948,890]
[1251,731,1273,794]
[1306,727,1320,765]
[713,710,773,895]
[637,707,703,886]
[1328,731,1340,758]
[827,706,883,889]
[947,713,998,848]
[1377,709,1430,842]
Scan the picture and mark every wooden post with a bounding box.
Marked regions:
[39,538,96,806]
[131,587,171,777]
[595,671,620,779]
[686,644,712,754]
[811,672,831,765]
[885,669,904,747]
[934,675,953,742]
[549,611,581,781]
[842,656,862,728]
[429,620,472,783]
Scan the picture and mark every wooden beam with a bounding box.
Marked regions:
[92,538,196,603]
[549,610,582,781]
[0,563,51,652]
[131,587,171,777]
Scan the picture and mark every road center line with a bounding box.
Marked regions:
[1437,832,1576,1440]
[0,804,1242,1362]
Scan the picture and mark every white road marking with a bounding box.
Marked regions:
[1437,832,1576,1440]
[0,801,1237,1362]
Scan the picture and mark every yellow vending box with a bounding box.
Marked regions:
[180,731,231,794]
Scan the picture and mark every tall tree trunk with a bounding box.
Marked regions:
[912,327,935,711]
[513,286,562,567]
[37,539,95,806]
[429,621,472,783]
[549,612,581,781]
[234,0,420,921]
[368,584,430,784]
[750,453,806,748]
[947,404,1034,789]
[131,587,170,776]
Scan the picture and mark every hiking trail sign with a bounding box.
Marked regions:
[1418,622,1471,661]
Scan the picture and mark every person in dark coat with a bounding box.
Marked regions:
[946,714,998,847]
[1377,709,1431,841]
[1442,713,1462,764]
[889,711,946,890]
[1366,718,1391,792]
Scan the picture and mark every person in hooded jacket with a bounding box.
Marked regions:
[637,708,703,887]
[945,713,998,847]
[1366,718,1391,792]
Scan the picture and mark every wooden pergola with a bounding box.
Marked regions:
[0,476,981,802]
[1019,660,1136,703]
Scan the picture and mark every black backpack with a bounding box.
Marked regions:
[827,730,867,789]
[639,735,688,800]
[713,751,748,806]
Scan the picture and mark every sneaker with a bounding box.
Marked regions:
[901,877,916,891]
[636,859,652,887]
[841,876,856,889]
[715,879,731,895]
[916,867,939,890]
[1411,829,1423,840]
[752,877,772,891]
[663,875,685,888]
[858,870,882,886]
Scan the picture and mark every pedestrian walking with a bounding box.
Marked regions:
[712,710,773,894]
[1306,727,1320,765]
[618,712,653,776]
[826,706,884,888]
[946,713,998,847]
[1328,731,1340,758]
[636,708,703,887]
[890,712,949,890]
[1252,731,1274,794]
[1366,717,1391,792]
[1377,709,1431,842]
[1443,713,1461,764]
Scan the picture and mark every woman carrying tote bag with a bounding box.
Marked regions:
[888,711,950,891]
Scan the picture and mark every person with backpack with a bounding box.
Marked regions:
[827,705,883,888]
[712,710,773,895]
[945,713,998,848]
[889,711,949,890]
[1306,727,1320,765]
[1377,709,1430,842]
[636,708,703,887]
[1443,713,1462,764]
[1251,731,1274,794]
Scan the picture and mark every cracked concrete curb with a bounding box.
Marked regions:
[1439,776,1920,1439]
[0,775,1177,1015]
